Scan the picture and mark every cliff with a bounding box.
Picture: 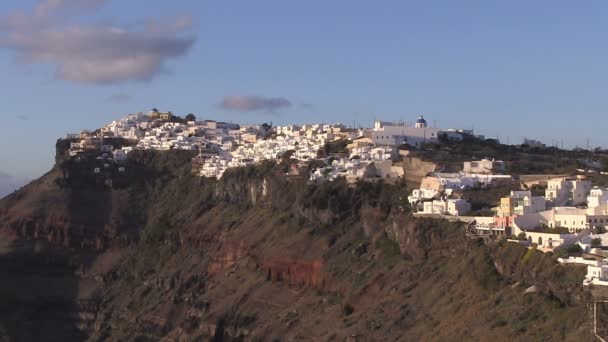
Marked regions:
[397,156,437,184]
[0,148,596,341]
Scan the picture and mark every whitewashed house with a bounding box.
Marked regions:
[463,158,506,174]
[545,177,592,206]
[521,231,582,250]
[499,190,546,217]
[587,187,608,214]
[408,189,440,206]
[113,149,128,162]
[421,199,471,216]
[584,261,608,286]
[372,117,439,147]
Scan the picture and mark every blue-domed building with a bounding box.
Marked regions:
[415,115,427,128]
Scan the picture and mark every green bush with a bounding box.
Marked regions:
[556,244,583,258]
[522,246,537,264]
[375,236,402,268]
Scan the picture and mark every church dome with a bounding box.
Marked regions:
[416,115,427,125]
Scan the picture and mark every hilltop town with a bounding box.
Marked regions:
[60,109,608,292]
[65,109,481,181]
[4,108,608,340]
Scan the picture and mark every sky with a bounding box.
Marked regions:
[2,0,608,189]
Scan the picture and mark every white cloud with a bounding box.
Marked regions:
[219,95,292,113]
[106,93,132,103]
[0,1,196,85]
[35,0,106,16]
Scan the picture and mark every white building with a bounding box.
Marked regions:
[521,231,581,250]
[463,158,506,174]
[515,195,545,216]
[499,190,546,217]
[584,261,608,286]
[587,187,608,214]
[419,173,512,191]
[421,199,471,216]
[523,138,546,149]
[113,149,128,162]
[372,116,439,147]
[414,115,427,128]
[408,189,440,206]
[545,177,592,206]
[512,206,608,234]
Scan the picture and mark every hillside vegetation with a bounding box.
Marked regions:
[415,137,608,176]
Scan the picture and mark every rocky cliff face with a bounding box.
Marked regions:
[0,150,596,341]
[397,156,438,184]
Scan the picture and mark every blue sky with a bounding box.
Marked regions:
[2,0,608,182]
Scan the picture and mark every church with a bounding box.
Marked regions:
[372,115,440,147]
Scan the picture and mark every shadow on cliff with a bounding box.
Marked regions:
[0,238,86,341]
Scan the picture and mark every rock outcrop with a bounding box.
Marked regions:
[260,257,324,288]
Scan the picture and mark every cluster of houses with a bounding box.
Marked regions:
[407,156,608,288]
[201,117,468,181]
[190,123,361,179]
[408,154,608,286]
[63,111,502,185]
[64,130,131,177]
[63,110,407,181]
[407,164,608,287]
[309,145,406,182]
[371,115,485,147]
[408,158,512,216]
[66,111,485,182]
[62,110,608,288]
[308,116,490,182]
[470,177,608,244]
[406,159,608,288]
